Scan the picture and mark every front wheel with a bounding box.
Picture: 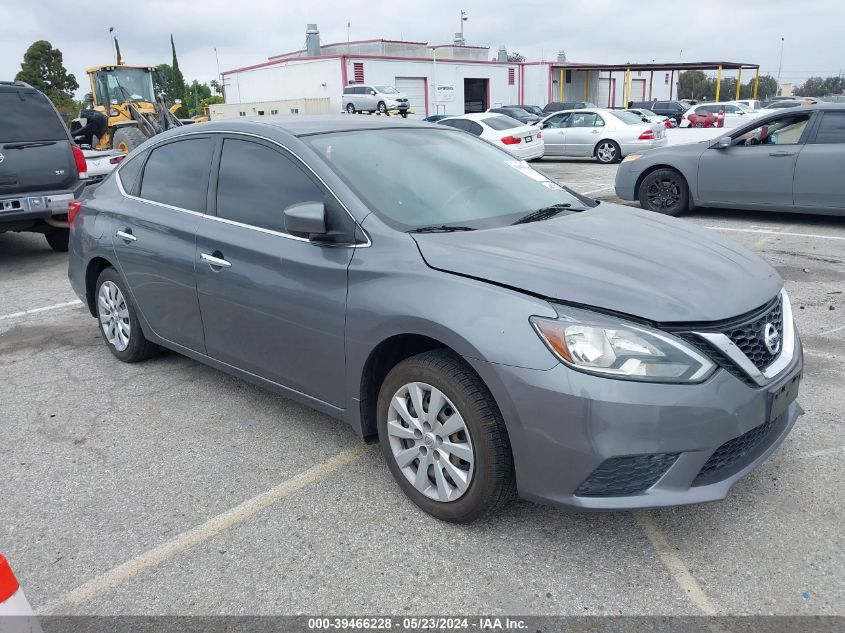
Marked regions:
[595,139,621,164]
[112,127,147,154]
[638,168,689,216]
[377,350,515,523]
[95,267,159,362]
[377,101,387,114]
[346,103,356,114]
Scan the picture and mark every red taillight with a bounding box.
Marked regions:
[109,155,126,165]
[501,135,522,145]
[638,129,655,140]
[68,200,82,227]
[71,145,87,177]
[664,120,672,127]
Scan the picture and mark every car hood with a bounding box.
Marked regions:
[412,203,782,323]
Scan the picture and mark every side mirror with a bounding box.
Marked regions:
[284,202,327,237]
[539,122,548,129]
[716,136,732,149]
[369,90,376,96]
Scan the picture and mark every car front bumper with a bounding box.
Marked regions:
[614,159,641,201]
[466,341,803,510]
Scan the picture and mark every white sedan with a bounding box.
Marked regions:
[438,112,544,160]
[537,108,667,163]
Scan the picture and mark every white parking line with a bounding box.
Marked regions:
[37,446,370,614]
[634,511,717,615]
[581,185,616,195]
[0,300,83,321]
[819,324,845,336]
[705,226,845,241]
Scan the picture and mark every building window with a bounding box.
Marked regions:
[257,110,265,115]
[508,68,515,85]
[353,62,364,83]
[665,73,670,84]
[239,111,245,116]
[270,109,278,115]
[565,69,572,84]
[290,108,299,114]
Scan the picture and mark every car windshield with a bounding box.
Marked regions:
[375,86,399,94]
[484,115,524,130]
[614,111,648,124]
[305,128,586,231]
[95,68,156,104]
[639,109,657,117]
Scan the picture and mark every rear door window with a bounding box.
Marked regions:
[139,138,214,212]
[813,111,845,144]
[0,90,68,142]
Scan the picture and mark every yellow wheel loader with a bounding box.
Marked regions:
[70,64,184,153]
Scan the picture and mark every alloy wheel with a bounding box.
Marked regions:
[646,177,682,212]
[596,142,616,163]
[346,104,355,114]
[98,281,131,351]
[386,382,475,502]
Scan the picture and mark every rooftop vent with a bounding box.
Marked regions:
[306,24,321,56]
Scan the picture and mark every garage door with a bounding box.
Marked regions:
[395,77,427,119]
[598,78,614,107]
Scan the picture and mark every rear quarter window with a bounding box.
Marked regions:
[814,111,845,144]
[116,150,147,194]
[0,90,69,143]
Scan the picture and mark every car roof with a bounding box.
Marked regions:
[443,112,506,122]
[177,115,435,137]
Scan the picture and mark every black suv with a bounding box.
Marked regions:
[543,101,596,113]
[0,81,85,251]
[630,100,687,124]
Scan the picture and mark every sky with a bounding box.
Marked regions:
[2,0,843,98]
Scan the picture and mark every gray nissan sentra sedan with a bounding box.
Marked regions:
[67,117,803,523]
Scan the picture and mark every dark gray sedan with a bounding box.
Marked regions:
[616,103,845,216]
[68,117,802,522]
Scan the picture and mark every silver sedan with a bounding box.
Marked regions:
[537,108,667,163]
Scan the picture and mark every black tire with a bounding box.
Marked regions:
[595,139,621,164]
[112,127,147,154]
[94,267,159,363]
[44,228,69,252]
[693,121,705,128]
[346,103,356,114]
[377,349,515,523]
[377,101,387,114]
[638,168,689,216]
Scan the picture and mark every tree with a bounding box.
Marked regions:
[753,74,778,100]
[210,79,223,96]
[796,75,844,97]
[170,34,187,111]
[507,52,525,63]
[14,40,79,111]
[678,70,712,101]
[153,63,174,102]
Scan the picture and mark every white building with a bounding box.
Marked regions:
[221,26,759,118]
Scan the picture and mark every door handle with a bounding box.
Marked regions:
[591,129,600,134]
[116,230,136,242]
[769,151,796,157]
[200,252,232,268]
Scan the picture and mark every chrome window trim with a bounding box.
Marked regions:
[693,289,795,387]
[113,129,372,248]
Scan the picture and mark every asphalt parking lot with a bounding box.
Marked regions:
[1,160,843,617]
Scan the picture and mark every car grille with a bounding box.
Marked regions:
[673,295,784,385]
[692,413,788,486]
[725,299,783,371]
[575,453,680,497]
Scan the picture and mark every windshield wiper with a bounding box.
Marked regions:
[3,141,57,150]
[511,203,574,225]
[409,225,476,233]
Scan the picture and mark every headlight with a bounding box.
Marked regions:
[531,305,715,383]
[622,153,643,162]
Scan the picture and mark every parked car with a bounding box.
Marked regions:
[423,114,450,123]
[627,107,676,128]
[342,84,409,116]
[538,108,666,163]
[0,80,86,251]
[487,107,540,125]
[506,104,544,117]
[438,112,544,160]
[615,104,845,216]
[680,106,724,128]
[630,100,688,124]
[730,99,764,111]
[83,149,124,186]
[762,100,803,109]
[680,102,771,129]
[542,101,596,113]
[68,116,803,522]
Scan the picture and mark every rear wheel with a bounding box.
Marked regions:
[94,267,159,362]
[44,228,69,252]
[346,103,356,114]
[377,349,515,523]
[595,139,621,164]
[693,121,704,128]
[112,127,147,154]
[638,168,689,216]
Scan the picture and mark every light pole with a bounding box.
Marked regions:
[776,37,785,95]
[214,47,225,102]
[109,27,117,64]
[460,10,468,44]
